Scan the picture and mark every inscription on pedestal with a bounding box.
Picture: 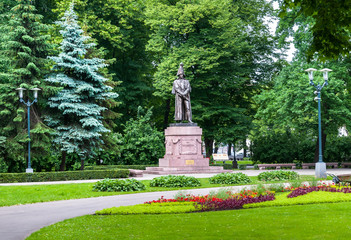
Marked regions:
[180,139,197,155]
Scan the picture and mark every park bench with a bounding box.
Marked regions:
[212,154,230,164]
[257,163,296,170]
[302,162,338,169]
[341,162,351,168]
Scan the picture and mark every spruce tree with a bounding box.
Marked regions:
[0,0,53,172]
[45,4,118,170]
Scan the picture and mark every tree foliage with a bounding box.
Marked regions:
[145,0,279,156]
[0,0,53,172]
[52,0,153,129]
[117,107,164,165]
[45,4,118,169]
[279,0,351,60]
[253,60,351,162]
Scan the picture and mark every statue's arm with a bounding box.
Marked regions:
[182,81,191,95]
[171,81,176,95]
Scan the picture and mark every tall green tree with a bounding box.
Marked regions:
[45,4,118,170]
[0,0,54,172]
[279,0,351,60]
[253,61,351,162]
[145,0,278,156]
[52,0,153,131]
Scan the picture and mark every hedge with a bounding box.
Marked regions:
[85,165,157,170]
[0,169,129,183]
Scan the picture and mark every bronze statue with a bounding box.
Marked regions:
[172,63,192,123]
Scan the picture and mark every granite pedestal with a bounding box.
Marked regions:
[145,123,229,174]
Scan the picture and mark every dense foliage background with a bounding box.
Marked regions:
[1,0,351,172]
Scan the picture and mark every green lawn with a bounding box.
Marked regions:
[0,176,315,207]
[27,202,351,240]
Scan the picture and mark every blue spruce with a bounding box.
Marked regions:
[45,4,118,170]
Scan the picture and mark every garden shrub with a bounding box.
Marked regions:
[258,170,298,181]
[238,164,247,170]
[117,107,165,165]
[95,202,198,215]
[0,169,129,183]
[93,178,145,192]
[209,172,251,185]
[213,163,233,169]
[149,175,201,187]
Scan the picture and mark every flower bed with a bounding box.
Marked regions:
[144,189,275,211]
[287,185,351,198]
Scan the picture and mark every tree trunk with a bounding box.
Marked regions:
[80,158,85,170]
[232,142,238,169]
[243,139,247,158]
[60,151,66,171]
[227,143,232,156]
[163,98,171,129]
[204,138,214,158]
[214,145,218,153]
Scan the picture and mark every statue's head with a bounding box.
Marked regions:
[177,62,185,78]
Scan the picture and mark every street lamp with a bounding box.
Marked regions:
[305,68,332,178]
[16,87,41,173]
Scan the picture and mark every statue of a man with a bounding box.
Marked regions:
[172,63,192,123]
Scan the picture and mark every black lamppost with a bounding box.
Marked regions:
[16,87,41,173]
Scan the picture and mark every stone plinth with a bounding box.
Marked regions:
[315,162,327,178]
[145,124,229,174]
[160,125,208,167]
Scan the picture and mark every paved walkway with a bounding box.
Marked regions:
[1,169,350,240]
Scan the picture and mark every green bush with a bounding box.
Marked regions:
[258,170,298,181]
[85,165,156,170]
[117,107,165,165]
[251,132,315,163]
[213,163,233,169]
[96,202,198,215]
[0,169,129,183]
[93,178,146,192]
[209,172,251,184]
[150,175,201,187]
[238,164,247,170]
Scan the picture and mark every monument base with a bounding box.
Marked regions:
[144,124,231,175]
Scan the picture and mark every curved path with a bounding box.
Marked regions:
[0,186,248,240]
[1,169,350,240]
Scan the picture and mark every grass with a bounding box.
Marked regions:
[0,175,316,207]
[27,201,351,240]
